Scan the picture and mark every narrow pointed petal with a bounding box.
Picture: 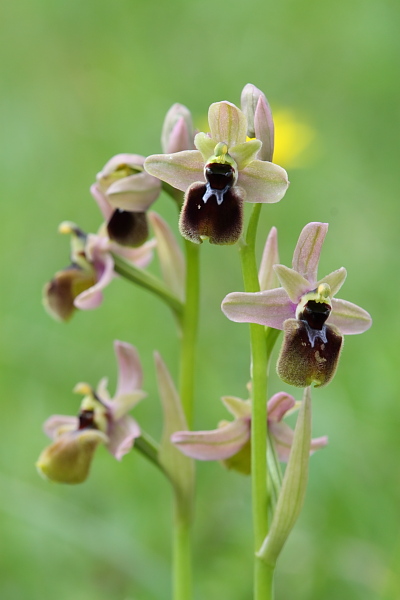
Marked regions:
[238,160,289,203]
[171,418,250,461]
[144,151,204,192]
[114,341,143,396]
[43,415,78,440]
[74,252,114,310]
[221,396,252,419]
[274,264,311,303]
[155,353,194,508]
[329,298,372,334]
[259,227,280,291]
[107,415,141,460]
[90,183,114,221]
[267,392,296,422]
[254,95,275,162]
[229,139,262,170]
[258,387,312,565]
[292,222,328,286]
[222,288,294,329]
[106,172,161,212]
[179,182,244,245]
[208,101,247,146]
[318,267,347,296]
[194,132,217,163]
[148,212,185,301]
[310,435,328,454]
[107,390,146,421]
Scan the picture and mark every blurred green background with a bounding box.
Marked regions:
[1,0,399,598]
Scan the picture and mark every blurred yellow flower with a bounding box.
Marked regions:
[273,109,317,169]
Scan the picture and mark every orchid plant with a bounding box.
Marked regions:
[38,83,372,600]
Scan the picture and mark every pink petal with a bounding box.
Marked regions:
[106,172,161,211]
[222,287,294,329]
[208,101,247,147]
[90,183,114,221]
[269,421,295,462]
[114,340,143,396]
[329,298,372,334]
[74,252,114,310]
[106,415,141,461]
[171,418,250,461]
[267,392,296,423]
[98,154,145,176]
[254,94,275,162]
[310,435,329,454]
[43,415,78,440]
[292,222,328,286]
[238,160,289,203]
[258,226,280,291]
[111,238,155,269]
[144,151,204,192]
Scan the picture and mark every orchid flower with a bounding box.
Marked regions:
[222,222,372,387]
[43,222,154,321]
[145,97,289,245]
[36,341,146,483]
[171,392,327,474]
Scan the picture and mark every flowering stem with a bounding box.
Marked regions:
[179,239,200,428]
[112,253,184,322]
[239,203,274,599]
[173,501,192,600]
[134,431,162,471]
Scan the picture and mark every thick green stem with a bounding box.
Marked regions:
[178,240,200,428]
[134,431,162,472]
[239,203,274,600]
[173,501,192,600]
[112,253,183,322]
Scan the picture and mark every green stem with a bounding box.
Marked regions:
[239,203,274,600]
[134,431,162,471]
[112,253,184,321]
[173,501,192,600]
[178,240,200,428]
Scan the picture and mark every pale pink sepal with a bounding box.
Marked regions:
[162,103,195,153]
[114,340,143,397]
[208,101,247,147]
[329,298,372,334]
[267,392,296,422]
[90,183,114,221]
[221,288,293,329]
[110,238,156,269]
[254,95,275,162]
[106,414,141,461]
[144,150,204,192]
[237,160,289,204]
[105,172,161,212]
[73,250,114,310]
[171,418,250,461]
[292,222,328,286]
[259,227,280,291]
[274,264,311,303]
[148,212,185,301]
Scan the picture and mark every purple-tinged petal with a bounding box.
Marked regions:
[267,392,296,423]
[208,101,247,147]
[162,104,195,153]
[106,172,161,212]
[269,421,295,462]
[171,418,250,461]
[238,160,289,204]
[148,212,185,301]
[292,222,328,286]
[110,238,155,269]
[43,415,78,440]
[229,139,262,170]
[222,288,294,329]
[329,298,372,334]
[310,435,328,454]
[194,132,217,163]
[144,150,204,192]
[318,267,347,297]
[259,227,280,291]
[274,265,311,303]
[106,414,141,460]
[90,183,114,221]
[114,340,143,397]
[221,396,251,419]
[254,95,275,162]
[107,391,146,422]
[74,251,114,310]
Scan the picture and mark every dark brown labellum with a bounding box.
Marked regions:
[107,210,149,247]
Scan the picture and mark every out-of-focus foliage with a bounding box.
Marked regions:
[1,0,399,598]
